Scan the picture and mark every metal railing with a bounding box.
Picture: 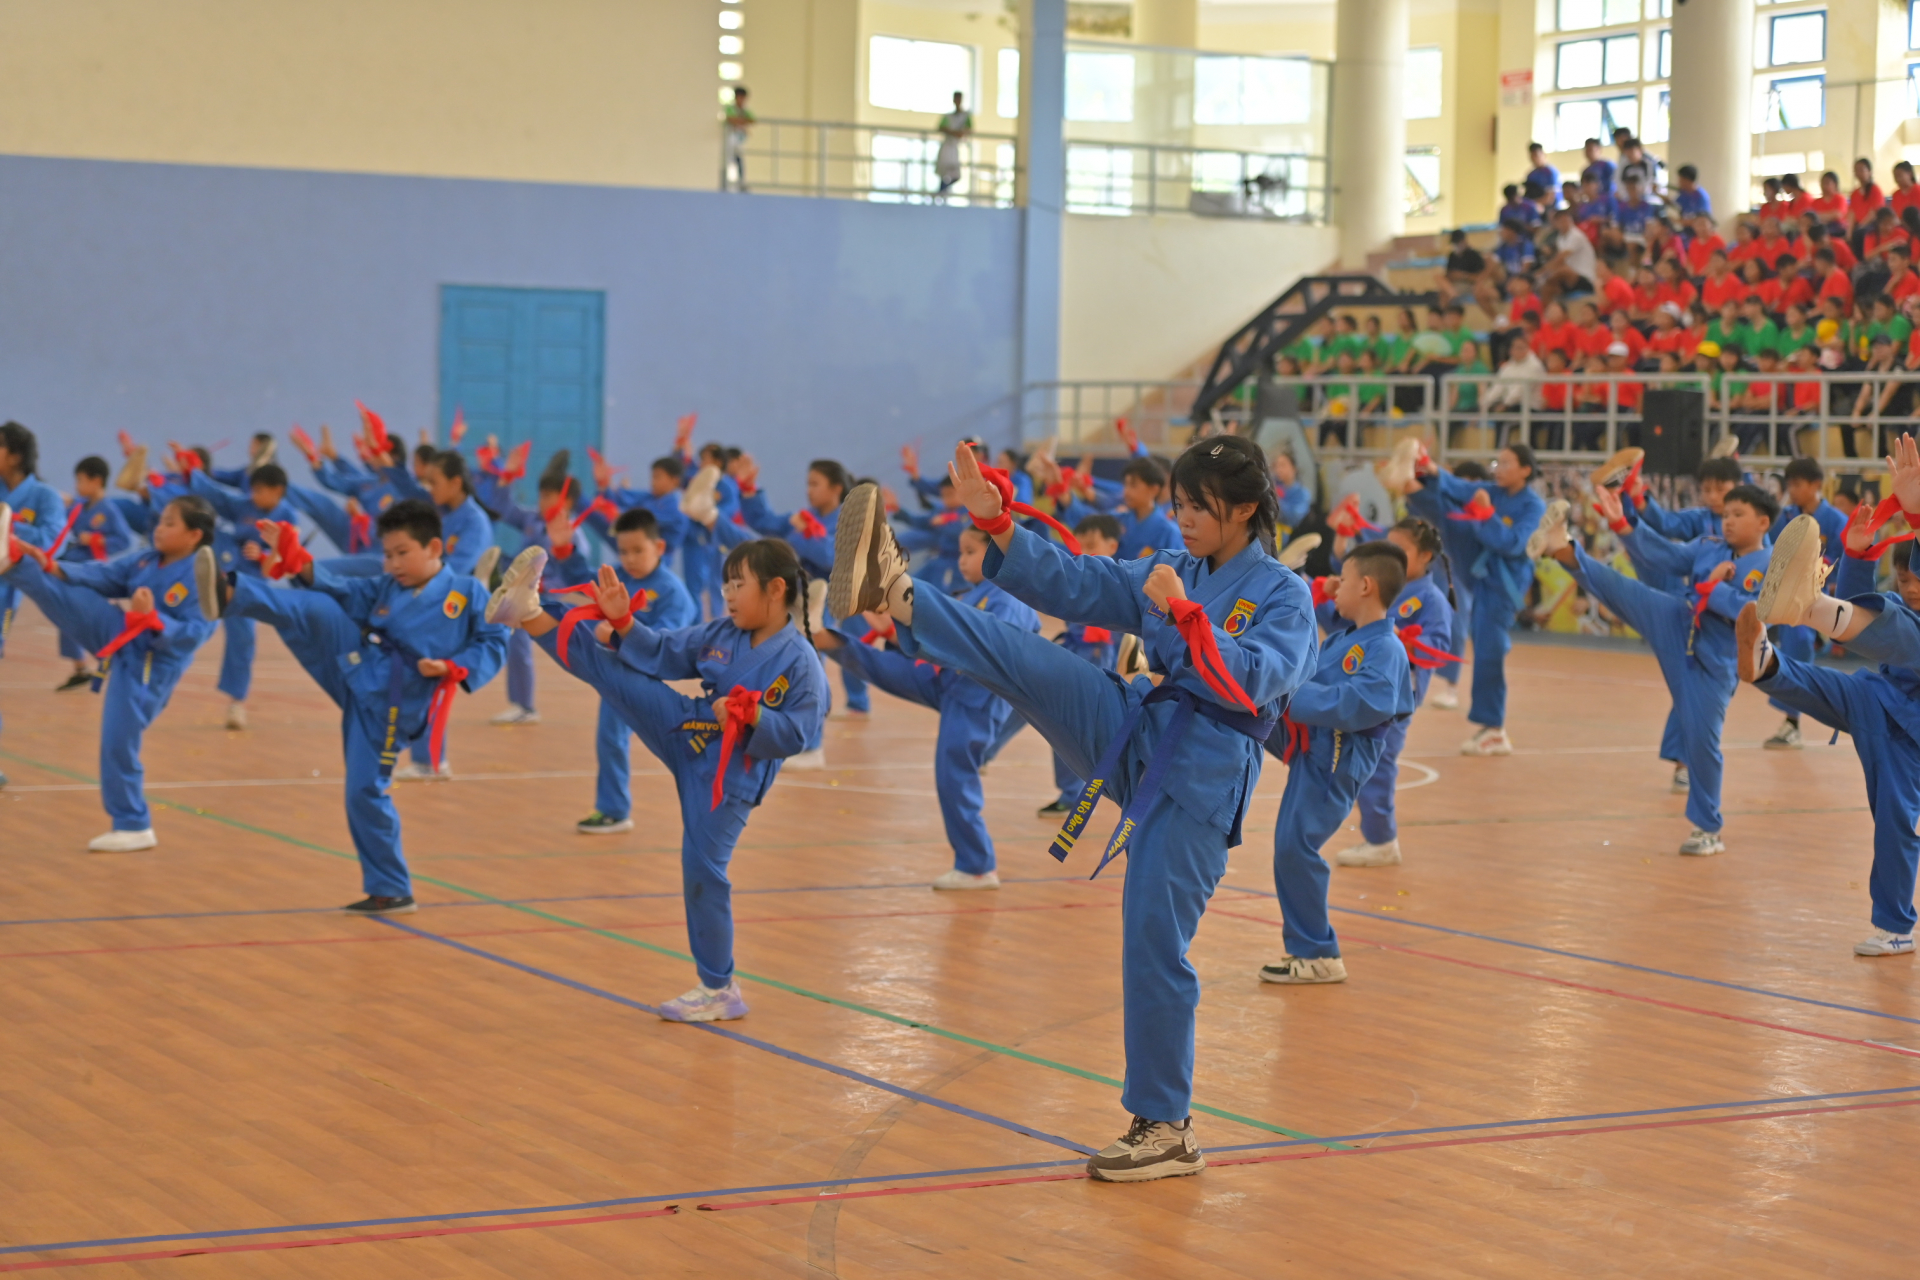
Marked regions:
[1064,143,1328,221]
[720,119,1019,208]
[1023,373,1920,471]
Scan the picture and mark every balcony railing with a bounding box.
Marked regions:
[720,119,1019,208]
[1064,143,1328,221]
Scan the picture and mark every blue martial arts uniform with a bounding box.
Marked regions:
[599,485,691,560]
[5,550,215,829]
[1058,496,1181,561]
[475,473,566,716]
[575,560,701,822]
[1405,473,1544,728]
[1275,483,1311,544]
[895,507,969,595]
[1570,532,1769,834]
[189,470,300,704]
[228,563,507,896]
[681,472,741,620]
[1621,494,1727,762]
[1270,616,1415,958]
[0,475,66,658]
[892,526,1317,1123]
[827,579,1040,874]
[1353,573,1453,846]
[55,497,136,661]
[1765,499,1849,720]
[1044,622,1120,803]
[738,493,868,712]
[535,613,826,987]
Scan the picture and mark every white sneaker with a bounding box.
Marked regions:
[1427,683,1459,710]
[1277,532,1321,570]
[1590,446,1645,489]
[1709,432,1740,459]
[1258,955,1349,984]
[225,701,247,731]
[1671,764,1690,794]
[805,577,828,641]
[88,828,158,853]
[1854,928,1916,957]
[116,445,149,492]
[194,544,224,620]
[1736,602,1774,685]
[827,482,910,621]
[392,759,453,781]
[1525,498,1571,561]
[1460,726,1512,756]
[931,869,1001,891]
[1118,632,1151,678]
[485,546,548,624]
[658,980,749,1022]
[1377,436,1426,492]
[1755,515,1828,628]
[681,464,722,524]
[1679,828,1724,856]
[490,703,541,725]
[786,748,828,770]
[1335,838,1401,867]
[0,503,13,574]
[1764,717,1803,749]
[472,545,501,588]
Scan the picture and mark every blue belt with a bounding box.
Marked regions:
[1049,682,1278,879]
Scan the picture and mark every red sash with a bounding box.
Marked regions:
[96,607,164,660]
[1166,598,1258,714]
[970,464,1082,553]
[712,686,765,809]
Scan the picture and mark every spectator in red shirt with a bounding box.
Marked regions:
[1771,253,1816,313]
[1754,214,1792,268]
[1701,251,1748,310]
[1892,160,1920,218]
[1607,308,1647,365]
[1861,207,1911,266]
[1629,263,1661,320]
[1802,220,1857,272]
[1779,173,1812,220]
[1849,157,1886,229]
[1535,299,1579,361]
[1605,343,1644,412]
[1684,213,1726,277]
[1651,256,1698,313]
[1784,344,1824,415]
[1727,220,1763,268]
[1644,216,1682,269]
[1571,298,1613,359]
[1749,261,1786,315]
[1811,246,1854,310]
[1809,171,1848,226]
[1886,242,1920,303]
[1539,348,1573,412]
[1646,302,1692,359]
[1595,259,1635,315]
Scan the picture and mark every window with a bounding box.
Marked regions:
[1558,0,1639,30]
[1651,28,1671,79]
[1195,55,1314,125]
[1405,148,1441,216]
[1756,73,1825,130]
[997,47,1019,118]
[1557,34,1639,89]
[1768,11,1825,65]
[1066,50,1136,122]
[1554,95,1638,150]
[1065,144,1134,214]
[718,9,742,29]
[1910,63,1920,117]
[1642,85,1670,143]
[1912,0,1920,50]
[868,36,975,113]
[718,34,742,56]
[1405,47,1443,119]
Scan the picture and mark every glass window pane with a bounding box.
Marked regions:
[1558,39,1604,89]
[1604,0,1640,22]
[1065,50,1136,122]
[1405,150,1441,216]
[1602,94,1639,136]
[1910,64,1920,118]
[1555,99,1605,150]
[868,36,975,113]
[1912,0,1920,50]
[1771,12,1826,66]
[1642,85,1671,142]
[1406,47,1443,118]
[1559,0,1603,30]
[1657,29,1672,78]
[997,47,1019,117]
[1604,34,1640,84]
[1776,75,1825,128]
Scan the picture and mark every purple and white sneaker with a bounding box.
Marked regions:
[658,980,748,1022]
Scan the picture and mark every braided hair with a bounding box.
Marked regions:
[1168,434,1280,555]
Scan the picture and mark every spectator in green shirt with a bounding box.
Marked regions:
[1704,301,1746,357]
[1448,339,1491,416]
[1739,297,1782,359]
[1864,293,1912,355]
[1382,308,1420,373]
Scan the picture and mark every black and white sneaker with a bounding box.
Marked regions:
[55,671,93,692]
[828,482,909,621]
[343,895,418,915]
[1085,1115,1206,1183]
[194,545,227,620]
[1037,798,1073,816]
[576,811,635,835]
[1736,602,1775,685]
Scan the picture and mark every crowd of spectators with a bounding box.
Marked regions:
[1273,128,1920,459]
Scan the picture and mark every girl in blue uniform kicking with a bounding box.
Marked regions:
[487,537,827,1023]
[828,436,1317,1183]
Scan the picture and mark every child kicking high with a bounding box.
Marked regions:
[486,538,826,1021]
[206,498,508,913]
[813,524,1039,890]
[0,496,219,851]
[1260,540,1416,983]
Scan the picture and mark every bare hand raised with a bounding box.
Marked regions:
[1887,433,1920,514]
[948,440,1004,521]
[596,563,633,630]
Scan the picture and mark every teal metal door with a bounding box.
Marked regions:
[439,286,604,491]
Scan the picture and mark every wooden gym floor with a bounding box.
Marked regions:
[0,602,1915,1277]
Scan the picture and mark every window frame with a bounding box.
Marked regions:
[1758,71,1827,131]
[1766,9,1827,67]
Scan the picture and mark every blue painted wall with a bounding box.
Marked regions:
[0,154,1024,509]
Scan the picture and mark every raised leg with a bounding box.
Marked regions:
[227,576,355,708]
[6,558,132,654]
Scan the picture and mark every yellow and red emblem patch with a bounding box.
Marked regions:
[1397,596,1422,618]
[164,582,189,607]
[1742,567,1763,592]
[764,674,790,707]
[443,590,467,619]
[1341,642,1364,674]
[1223,598,1256,636]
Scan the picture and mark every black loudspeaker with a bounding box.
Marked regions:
[1641,390,1705,477]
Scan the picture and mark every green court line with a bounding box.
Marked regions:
[1,747,1340,1146]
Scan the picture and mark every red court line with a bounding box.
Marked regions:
[0,1206,680,1274]
[0,901,1118,962]
[695,1096,1920,1213]
[1207,906,1918,1059]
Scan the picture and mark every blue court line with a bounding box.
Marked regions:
[1214,884,1920,1029]
[376,919,1097,1156]
[6,1082,1913,1260]
[0,877,1096,930]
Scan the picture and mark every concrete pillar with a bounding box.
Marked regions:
[1668,0,1753,218]
[1132,0,1197,48]
[1017,0,1066,411]
[1331,0,1408,268]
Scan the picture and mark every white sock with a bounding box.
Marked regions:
[885,573,915,624]
[1805,595,1854,640]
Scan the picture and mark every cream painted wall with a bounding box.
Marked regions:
[1059,212,1340,379]
[748,0,861,122]
[0,0,717,188]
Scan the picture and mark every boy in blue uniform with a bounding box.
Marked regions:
[565,507,700,833]
[0,422,67,660]
[1336,518,1455,868]
[1404,445,1545,754]
[830,437,1317,1182]
[598,454,693,563]
[1260,540,1416,983]
[188,462,298,730]
[0,496,218,852]
[487,538,827,1021]
[739,458,867,716]
[1540,481,1778,856]
[54,456,137,691]
[1062,456,1181,560]
[208,499,508,913]
[1761,457,1849,750]
[1741,506,1920,956]
[815,525,1040,889]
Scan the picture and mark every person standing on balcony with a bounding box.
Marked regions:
[722,87,753,192]
[935,92,972,199]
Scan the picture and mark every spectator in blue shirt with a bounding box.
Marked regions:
[1580,138,1616,193]
[1492,220,1537,276]
[1674,164,1712,218]
[1499,184,1542,230]
[1525,143,1560,199]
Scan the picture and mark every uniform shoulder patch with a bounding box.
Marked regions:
[1341,642,1364,674]
[378,494,394,511]
[1742,567,1763,592]
[443,590,467,619]
[635,588,658,613]
[1397,595,1423,618]
[1223,598,1256,636]
[164,581,189,607]
[764,674,790,707]
[90,512,106,528]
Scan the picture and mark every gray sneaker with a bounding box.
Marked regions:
[1085,1116,1206,1183]
[1763,717,1803,749]
[1259,955,1349,984]
[828,483,908,621]
[1679,828,1725,856]
[1671,764,1690,794]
